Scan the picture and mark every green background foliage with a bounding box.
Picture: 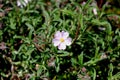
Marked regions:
[0,0,120,80]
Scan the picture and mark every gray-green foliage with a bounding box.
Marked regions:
[0,0,120,80]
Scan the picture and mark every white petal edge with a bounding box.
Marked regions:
[58,43,66,50]
[64,37,72,46]
[61,31,69,39]
[52,39,61,47]
[54,31,62,39]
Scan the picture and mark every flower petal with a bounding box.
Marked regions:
[17,0,23,7]
[64,37,72,46]
[52,39,61,46]
[54,31,62,39]
[61,31,69,39]
[24,0,31,3]
[93,8,97,15]
[58,43,66,50]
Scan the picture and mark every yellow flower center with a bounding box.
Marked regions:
[60,38,64,42]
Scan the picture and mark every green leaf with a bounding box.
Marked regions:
[41,5,50,25]
[78,52,83,66]
[0,30,3,36]
[93,68,96,80]
[108,63,113,80]
[25,22,34,30]
[26,48,34,55]
[71,58,77,66]
[57,51,72,57]
[9,18,16,29]
[61,9,76,16]
[55,57,60,72]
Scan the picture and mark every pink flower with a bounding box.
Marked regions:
[93,8,97,15]
[52,31,72,50]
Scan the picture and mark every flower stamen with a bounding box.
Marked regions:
[60,38,64,42]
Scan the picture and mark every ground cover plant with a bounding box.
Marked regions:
[0,0,120,80]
